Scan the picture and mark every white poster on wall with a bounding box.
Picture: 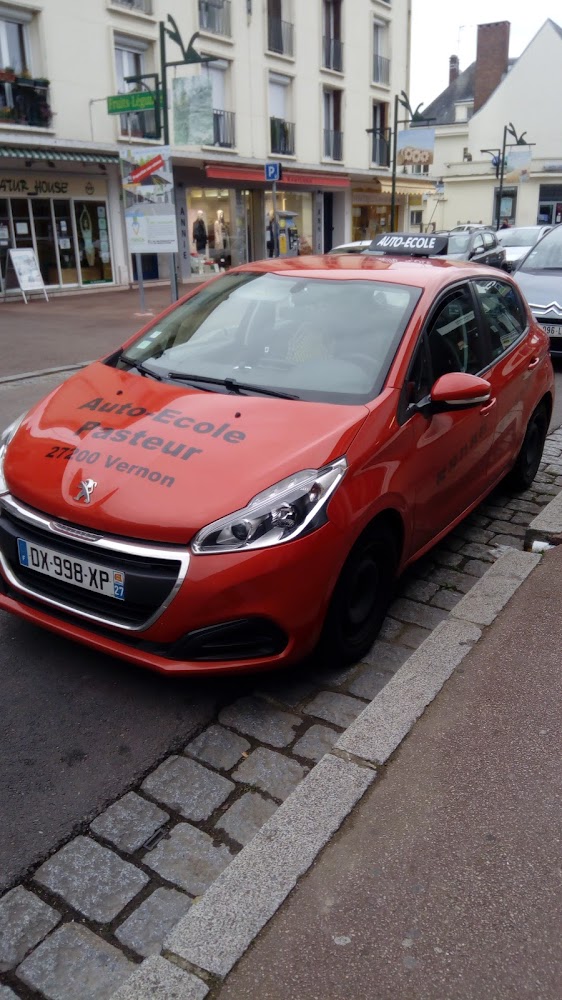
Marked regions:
[120,145,178,255]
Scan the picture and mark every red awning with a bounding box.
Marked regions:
[205,164,350,188]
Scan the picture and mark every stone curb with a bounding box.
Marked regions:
[109,547,541,999]
[524,489,562,549]
[0,363,89,386]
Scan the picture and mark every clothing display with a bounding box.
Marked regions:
[214,212,229,250]
[193,215,208,253]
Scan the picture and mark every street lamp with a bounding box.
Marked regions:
[368,92,434,232]
[481,123,535,230]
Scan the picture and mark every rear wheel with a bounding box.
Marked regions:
[318,524,399,667]
[508,403,548,490]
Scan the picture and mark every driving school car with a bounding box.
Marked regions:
[0,233,554,675]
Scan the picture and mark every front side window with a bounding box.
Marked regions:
[426,285,483,379]
[473,279,526,360]
[113,272,422,404]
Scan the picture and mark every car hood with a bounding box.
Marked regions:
[504,246,528,261]
[515,270,562,317]
[4,363,369,543]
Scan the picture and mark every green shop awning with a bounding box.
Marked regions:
[0,147,119,164]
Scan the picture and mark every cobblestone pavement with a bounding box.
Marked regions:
[2,427,562,1000]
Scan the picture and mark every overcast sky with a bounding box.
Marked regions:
[410,0,562,110]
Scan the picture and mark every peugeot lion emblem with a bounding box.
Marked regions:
[75,479,97,504]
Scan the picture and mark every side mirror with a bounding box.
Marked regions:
[430,372,491,410]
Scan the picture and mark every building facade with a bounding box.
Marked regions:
[419,19,562,233]
[0,0,414,294]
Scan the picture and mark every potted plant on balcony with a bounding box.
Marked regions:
[0,66,16,83]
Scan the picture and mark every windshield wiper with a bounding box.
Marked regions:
[166,371,299,400]
[119,354,163,381]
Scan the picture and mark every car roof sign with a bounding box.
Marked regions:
[369,233,449,256]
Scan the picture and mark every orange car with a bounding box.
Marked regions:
[0,236,554,675]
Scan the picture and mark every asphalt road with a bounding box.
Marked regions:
[0,361,561,891]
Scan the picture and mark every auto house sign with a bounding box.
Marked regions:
[0,173,108,198]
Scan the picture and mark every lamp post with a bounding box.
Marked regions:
[482,123,534,230]
[368,92,434,232]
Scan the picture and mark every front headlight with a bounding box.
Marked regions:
[192,457,347,554]
[0,413,27,496]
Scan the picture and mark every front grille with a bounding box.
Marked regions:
[0,500,186,630]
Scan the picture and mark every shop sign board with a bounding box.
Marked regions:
[5,248,48,302]
[120,145,178,254]
[396,127,435,167]
[107,92,158,115]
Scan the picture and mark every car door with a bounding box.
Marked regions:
[472,276,541,484]
[470,233,486,263]
[402,282,498,554]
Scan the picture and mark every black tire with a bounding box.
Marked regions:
[318,524,399,667]
[508,403,548,490]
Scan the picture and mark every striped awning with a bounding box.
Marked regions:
[0,147,119,164]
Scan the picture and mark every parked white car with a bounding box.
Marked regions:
[496,225,552,272]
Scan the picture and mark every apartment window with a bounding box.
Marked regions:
[410,209,423,228]
[371,101,390,165]
[114,36,157,138]
[267,0,294,57]
[372,20,390,85]
[198,0,232,37]
[269,72,294,154]
[322,0,343,72]
[0,12,28,74]
[201,60,235,147]
[111,0,153,13]
[323,88,343,160]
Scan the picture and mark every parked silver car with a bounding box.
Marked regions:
[497,225,552,272]
[514,224,562,356]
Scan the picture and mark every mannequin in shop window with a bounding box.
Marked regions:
[214,209,229,250]
[192,210,208,253]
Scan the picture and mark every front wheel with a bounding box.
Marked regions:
[317,525,398,667]
[507,403,548,490]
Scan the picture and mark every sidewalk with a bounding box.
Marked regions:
[209,545,562,1000]
[0,283,204,380]
[110,540,562,1000]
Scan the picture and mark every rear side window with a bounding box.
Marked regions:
[473,279,527,360]
[483,232,495,249]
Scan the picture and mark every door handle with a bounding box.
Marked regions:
[480,398,497,415]
[528,357,540,370]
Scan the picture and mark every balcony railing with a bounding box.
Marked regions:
[111,0,153,13]
[372,54,390,85]
[199,0,231,37]
[268,17,294,56]
[0,77,52,128]
[322,36,343,72]
[212,109,235,147]
[371,132,390,166]
[324,128,343,160]
[270,116,295,155]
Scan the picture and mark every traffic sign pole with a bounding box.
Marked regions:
[265,163,282,258]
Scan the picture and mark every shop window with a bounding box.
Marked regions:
[410,209,423,228]
[74,202,113,284]
[493,186,517,227]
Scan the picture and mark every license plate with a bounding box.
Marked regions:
[539,323,562,338]
[17,538,125,600]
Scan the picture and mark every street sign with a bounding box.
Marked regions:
[107,92,158,115]
[265,162,282,182]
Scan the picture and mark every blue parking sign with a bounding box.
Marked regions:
[265,162,282,182]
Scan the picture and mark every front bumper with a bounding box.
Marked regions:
[0,494,349,675]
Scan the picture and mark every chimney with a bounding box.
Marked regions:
[449,55,459,84]
[473,21,510,112]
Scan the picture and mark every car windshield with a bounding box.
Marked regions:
[497,227,541,248]
[447,234,470,254]
[518,225,562,272]
[113,271,422,405]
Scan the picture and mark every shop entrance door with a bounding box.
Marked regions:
[537,201,562,226]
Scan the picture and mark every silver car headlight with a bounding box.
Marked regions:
[192,457,347,554]
[0,413,27,496]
